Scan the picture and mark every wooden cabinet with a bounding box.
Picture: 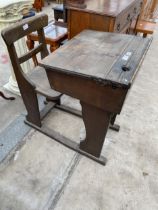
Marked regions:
[65,0,143,39]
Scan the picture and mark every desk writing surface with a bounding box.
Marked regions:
[65,0,139,17]
[40,30,151,88]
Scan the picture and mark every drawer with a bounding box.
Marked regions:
[114,8,133,32]
[114,0,142,33]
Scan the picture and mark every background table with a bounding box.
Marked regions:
[65,0,143,39]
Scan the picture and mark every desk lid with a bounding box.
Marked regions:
[40,30,151,89]
[65,0,140,17]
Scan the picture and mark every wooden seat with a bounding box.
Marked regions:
[136,20,156,37]
[27,21,68,66]
[1,14,62,127]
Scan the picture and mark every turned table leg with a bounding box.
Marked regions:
[79,101,111,158]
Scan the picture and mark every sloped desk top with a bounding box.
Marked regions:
[40,30,151,88]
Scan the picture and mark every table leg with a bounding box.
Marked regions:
[79,101,111,158]
[50,43,60,52]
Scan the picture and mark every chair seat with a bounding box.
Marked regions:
[28,65,62,99]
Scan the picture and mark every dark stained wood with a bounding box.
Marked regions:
[44,68,128,114]
[80,101,111,157]
[65,0,143,39]
[1,13,151,164]
[39,30,151,163]
[1,14,62,128]
[28,66,61,98]
[26,119,107,165]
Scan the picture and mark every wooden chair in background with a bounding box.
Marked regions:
[135,0,157,37]
[33,0,44,12]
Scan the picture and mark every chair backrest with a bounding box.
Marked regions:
[1,13,49,88]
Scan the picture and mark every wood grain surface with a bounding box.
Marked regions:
[40,30,151,88]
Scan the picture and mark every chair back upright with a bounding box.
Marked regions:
[1,14,49,90]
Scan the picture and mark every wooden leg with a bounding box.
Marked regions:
[79,101,111,157]
[25,98,107,165]
[22,87,41,127]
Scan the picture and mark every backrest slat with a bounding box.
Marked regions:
[19,43,43,64]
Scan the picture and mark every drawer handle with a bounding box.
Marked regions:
[127,14,131,21]
[117,23,120,31]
